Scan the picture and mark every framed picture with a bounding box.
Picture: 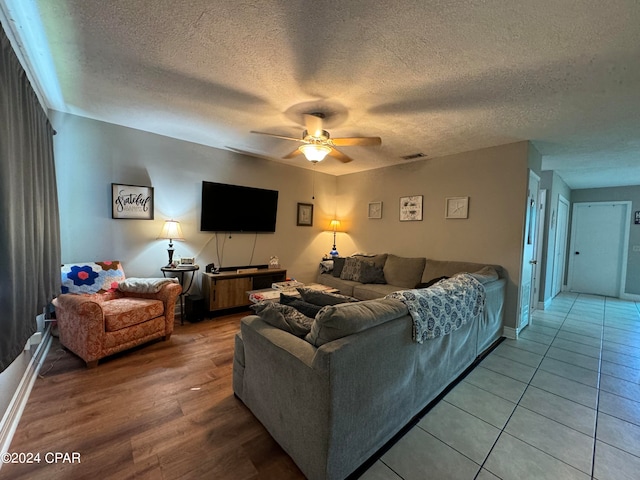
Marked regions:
[635,211,640,225]
[368,201,383,219]
[111,183,154,220]
[399,195,423,221]
[297,203,314,226]
[445,196,469,219]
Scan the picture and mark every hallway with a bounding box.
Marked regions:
[362,292,640,479]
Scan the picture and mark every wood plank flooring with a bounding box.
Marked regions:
[0,313,304,480]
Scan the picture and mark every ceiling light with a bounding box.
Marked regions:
[299,144,332,162]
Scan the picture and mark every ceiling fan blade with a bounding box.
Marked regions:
[283,148,304,159]
[250,131,305,143]
[328,147,353,163]
[332,136,382,146]
[303,114,324,138]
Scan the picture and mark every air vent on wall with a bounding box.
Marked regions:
[400,152,426,160]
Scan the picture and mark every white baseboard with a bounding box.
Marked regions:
[620,293,640,301]
[0,328,52,466]
[503,326,520,339]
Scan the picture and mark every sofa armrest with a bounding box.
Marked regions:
[52,294,106,363]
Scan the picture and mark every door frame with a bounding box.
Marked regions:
[551,194,570,298]
[516,170,540,333]
[567,201,631,298]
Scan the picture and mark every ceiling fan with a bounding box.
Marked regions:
[250,113,381,163]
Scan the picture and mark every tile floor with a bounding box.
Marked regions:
[360,292,640,480]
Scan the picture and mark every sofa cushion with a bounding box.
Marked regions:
[422,259,502,284]
[469,266,500,284]
[297,287,359,306]
[305,298,409,346]
[251,302,314,337]
[383,254,426,289]
[315,274,359,297]
[102,298,164,332]
[352,283,401,300]
[280,293,323,318]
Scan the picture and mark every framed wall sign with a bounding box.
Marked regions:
[297,203,314,226]
[368,201,382,219]
[111,183,154,220]
[399,195,423,221]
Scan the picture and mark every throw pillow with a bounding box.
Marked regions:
[332,257,347,277]
[353,253,388,269]
[340,257,363,281]
[250,302,314,337]
[280,293,323,318]
[359,260,386,284]
[296,287,359,306]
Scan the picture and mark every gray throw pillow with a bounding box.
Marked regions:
[280,293,323,318]
[359,260,386,284]
[353,253,388,269]
[250,302,314,337]
[332,257,347,277]
[340,257,363,281]
[296,287,359,306]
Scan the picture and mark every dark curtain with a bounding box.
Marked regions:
[0,23,61,372]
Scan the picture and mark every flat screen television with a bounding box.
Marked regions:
[200,181,279,232]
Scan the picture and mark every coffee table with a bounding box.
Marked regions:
[247,283,339,303]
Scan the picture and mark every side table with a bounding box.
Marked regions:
[161,265,199,325]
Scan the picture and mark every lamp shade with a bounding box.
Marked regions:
[329,219,341,231]
[158,220,184,241]
[299,144,332,162]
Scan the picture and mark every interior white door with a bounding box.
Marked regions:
[532,189,546,311]
[519,171,540,330]
[552,195,569,297]
[569,202,628,297]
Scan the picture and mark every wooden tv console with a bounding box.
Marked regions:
[202,268,287,313]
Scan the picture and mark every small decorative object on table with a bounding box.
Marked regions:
[271,280,304,291]
[269,256,280,269]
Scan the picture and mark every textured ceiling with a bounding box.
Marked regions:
[4,0,640,187]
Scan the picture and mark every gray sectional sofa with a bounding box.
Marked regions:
[233,254,506,480]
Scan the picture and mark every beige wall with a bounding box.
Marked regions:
[52,111,530,325]
[52,112,336,294]
[335,142,530,328]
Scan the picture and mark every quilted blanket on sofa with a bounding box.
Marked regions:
[386,274,485,343]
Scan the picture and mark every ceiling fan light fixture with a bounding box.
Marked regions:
[299,144,332,162]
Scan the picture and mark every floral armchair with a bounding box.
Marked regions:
[52,261,182,367]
